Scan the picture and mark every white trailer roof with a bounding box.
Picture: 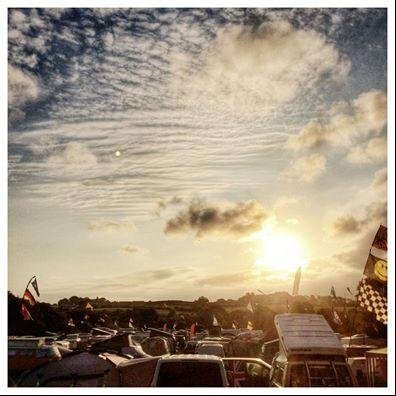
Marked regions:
[274,314,345,357]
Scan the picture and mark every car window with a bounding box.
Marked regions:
[156,361,224,387]
[272,363,284,386]
[334,364,354,387]
[307,363,337,387]
[289,364,309,387]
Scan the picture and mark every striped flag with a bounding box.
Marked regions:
[23,289,36,306]
[21,303,33,320]
[31,277,40,297]
[332,307,342,325]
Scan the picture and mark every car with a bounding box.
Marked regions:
[195,343,225,357]
[151,355,228,387]
[183,340,198,354]
[151,354,271,387]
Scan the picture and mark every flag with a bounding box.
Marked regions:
[372,225,387,251]
[23,289,36,306]
[292,266,301,296]
[364,253,387,284]
[246,301,254,313]
[332,307,342,325]
[21,303,33,320]
[213,315,219,326]
[232,322,237,329]
[330,286,337,299]
[31,277,40,297]
[225,360,246,387]
[68,318,75,327]
[128,318,134,328]
[247,321,253,331]
[163,323,168,332]
[190,323,196,340]
[357,278,387,324]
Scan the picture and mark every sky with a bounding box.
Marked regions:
[8,8,388,303]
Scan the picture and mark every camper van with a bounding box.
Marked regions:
[269,314,357,387]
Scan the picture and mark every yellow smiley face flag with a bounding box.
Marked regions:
[364,253,387,285]
[374,259,387,283]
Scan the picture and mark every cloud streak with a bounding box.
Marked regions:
[88,220,136,233]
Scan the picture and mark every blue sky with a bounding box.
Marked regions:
[8,8,387,302]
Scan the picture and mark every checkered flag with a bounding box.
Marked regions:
[357,278,387,324]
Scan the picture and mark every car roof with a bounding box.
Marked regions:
[197,343,224,348]
[159,354,223,362]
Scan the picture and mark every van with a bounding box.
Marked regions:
[269,314,357,387]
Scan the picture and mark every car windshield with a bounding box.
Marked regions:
[289,362,353,387]
[156,361,224,387]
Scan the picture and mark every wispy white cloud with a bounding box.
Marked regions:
[346,136,387,164]
[120,243,146,255]
[287,90,387,151]
[88,219,136,233]
[282,154,327,183]
[8,65,40,121]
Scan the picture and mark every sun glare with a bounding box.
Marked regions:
[254,233,307,273]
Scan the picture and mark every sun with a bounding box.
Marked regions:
[254,232,307,273]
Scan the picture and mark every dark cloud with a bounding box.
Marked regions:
[329,200,387,237]
[334,227,386,269]
[164,199,269,239]
[331,214,362,235]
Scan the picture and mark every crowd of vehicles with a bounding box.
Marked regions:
[8,314,387,387]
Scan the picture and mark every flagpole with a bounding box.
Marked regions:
[348,285,360,348]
